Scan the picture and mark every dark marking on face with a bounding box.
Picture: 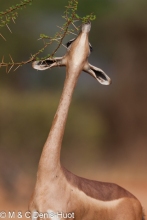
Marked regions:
[66,38,76,48]
[89,43,93,52]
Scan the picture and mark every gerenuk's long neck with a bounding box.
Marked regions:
[38,70,79,179]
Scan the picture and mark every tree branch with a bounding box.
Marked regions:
[0,0,96,72]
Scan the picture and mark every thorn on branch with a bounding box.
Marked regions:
[8,64,14,73]
[9,54,14,63]
[12,18,16,24]
[72,22,79,31]
[6,24,12,33]
[14,65,21,72]
[0,33,6,41]
[2,56,5,63]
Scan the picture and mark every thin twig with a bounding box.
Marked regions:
[0,0,33,16]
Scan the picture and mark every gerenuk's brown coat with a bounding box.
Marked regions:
[29,22,144,220]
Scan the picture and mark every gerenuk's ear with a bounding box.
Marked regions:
[84,63,111,85]
[32,57,65,71]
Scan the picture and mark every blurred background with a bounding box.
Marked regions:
[0,0,147,218]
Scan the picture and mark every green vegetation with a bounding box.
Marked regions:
[0,0,33,29]
[0,0,96,71]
